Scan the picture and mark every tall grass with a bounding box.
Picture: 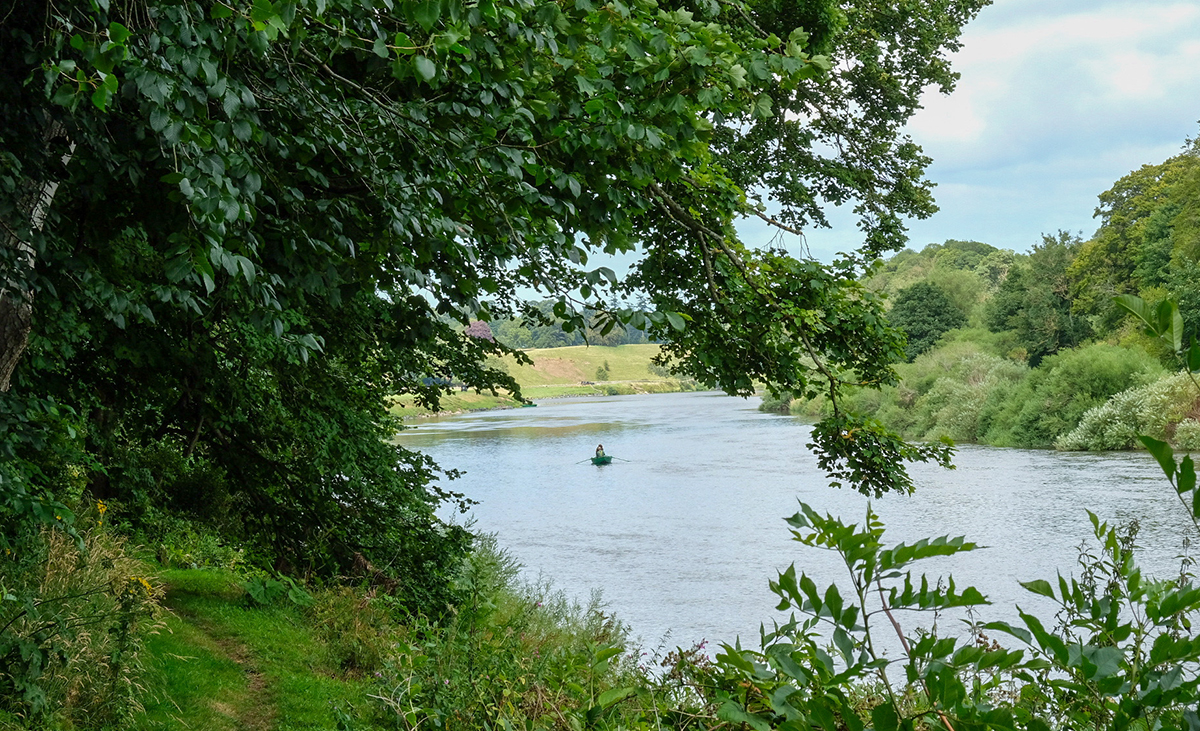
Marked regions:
[0,505,161,728]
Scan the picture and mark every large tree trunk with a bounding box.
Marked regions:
[0,126,72,392]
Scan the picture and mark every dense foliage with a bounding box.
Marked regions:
[888,281,965,360]
[0,0,988,719]
[775,134,1200,450]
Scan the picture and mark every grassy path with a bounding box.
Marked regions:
[138,571,370,730]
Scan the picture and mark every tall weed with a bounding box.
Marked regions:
[0,505,161,726]
[372,534,699,729]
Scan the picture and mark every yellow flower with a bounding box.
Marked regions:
[97,500,107,515]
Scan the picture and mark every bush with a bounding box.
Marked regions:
[1057,371,1200,450]
[150,516,247,572]
[997,342,1164,447]
[309,587,395,675]
[370,534,713,729]
[758,390,794,413]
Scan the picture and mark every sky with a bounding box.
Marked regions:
[743,0,1200,262]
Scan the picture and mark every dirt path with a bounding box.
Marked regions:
[164,594,277,731]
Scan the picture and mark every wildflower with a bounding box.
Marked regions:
[97,500,107,515]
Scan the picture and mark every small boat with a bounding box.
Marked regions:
[591,455,613,465]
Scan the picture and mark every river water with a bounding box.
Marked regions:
[396,391,1195,652]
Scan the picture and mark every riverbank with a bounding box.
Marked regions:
[54,540,712,730]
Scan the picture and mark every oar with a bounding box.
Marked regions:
[612,457,634,463]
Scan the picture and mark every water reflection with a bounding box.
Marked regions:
[397,392,1192,650]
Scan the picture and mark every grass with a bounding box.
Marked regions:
[137,569,372,730]
[388,344,698,418]
[503,343,666,387]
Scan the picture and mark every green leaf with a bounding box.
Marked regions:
[752,93,773,119]
[1019,579,1055,599]
[414,0,441,31]
[716,703,771,731]
[211,4,234,19]
[250,0,276,25]
[1179,455,1195,496]
[1187,340,1200,372]
[373,36,389,58]
[665,311,685,331]
[1114,294,1155,332]
[108,22,132,44]
[1140,435,1176,479]
[91,87,110,111]
[872,702,900,731]
[150,107,170,132]
[414,56,436,81]
[597,687,635,708]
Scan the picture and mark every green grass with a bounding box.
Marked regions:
[388,345,696,418]
[138,569,372,730]
[504,343,665,386]
[523,381,698,399]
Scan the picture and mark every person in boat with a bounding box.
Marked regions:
[595,444,606,458]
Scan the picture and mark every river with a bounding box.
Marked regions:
[396,391,1195,652]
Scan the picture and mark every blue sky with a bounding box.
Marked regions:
[744,0,1200,261]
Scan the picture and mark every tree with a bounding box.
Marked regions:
[888,282,966,360]
[1068,143,1200,326]
[987,232,1091,366]
[464,321,495,342]
[0,0,984,586]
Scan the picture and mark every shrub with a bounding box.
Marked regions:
[758,390,794,413]
[151,515,247,572]
[1057,371,1200,450]
[1000,342,1163,447]
[370,535,699,730]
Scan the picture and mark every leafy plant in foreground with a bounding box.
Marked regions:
[716,492,1200,731]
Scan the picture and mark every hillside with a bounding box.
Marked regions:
[770,133,1200,451]
[392,344,698,417]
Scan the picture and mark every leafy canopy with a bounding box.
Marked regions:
[0,0,986,584]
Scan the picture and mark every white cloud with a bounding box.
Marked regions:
[885,1,1200,254]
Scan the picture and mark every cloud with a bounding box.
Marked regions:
[898,0,1200,252]
[745,1,1200,261]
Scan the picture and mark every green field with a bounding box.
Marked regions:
[503,343,666,386]
[393,344,694,418]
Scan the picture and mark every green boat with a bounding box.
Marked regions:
[591,455,613,465]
